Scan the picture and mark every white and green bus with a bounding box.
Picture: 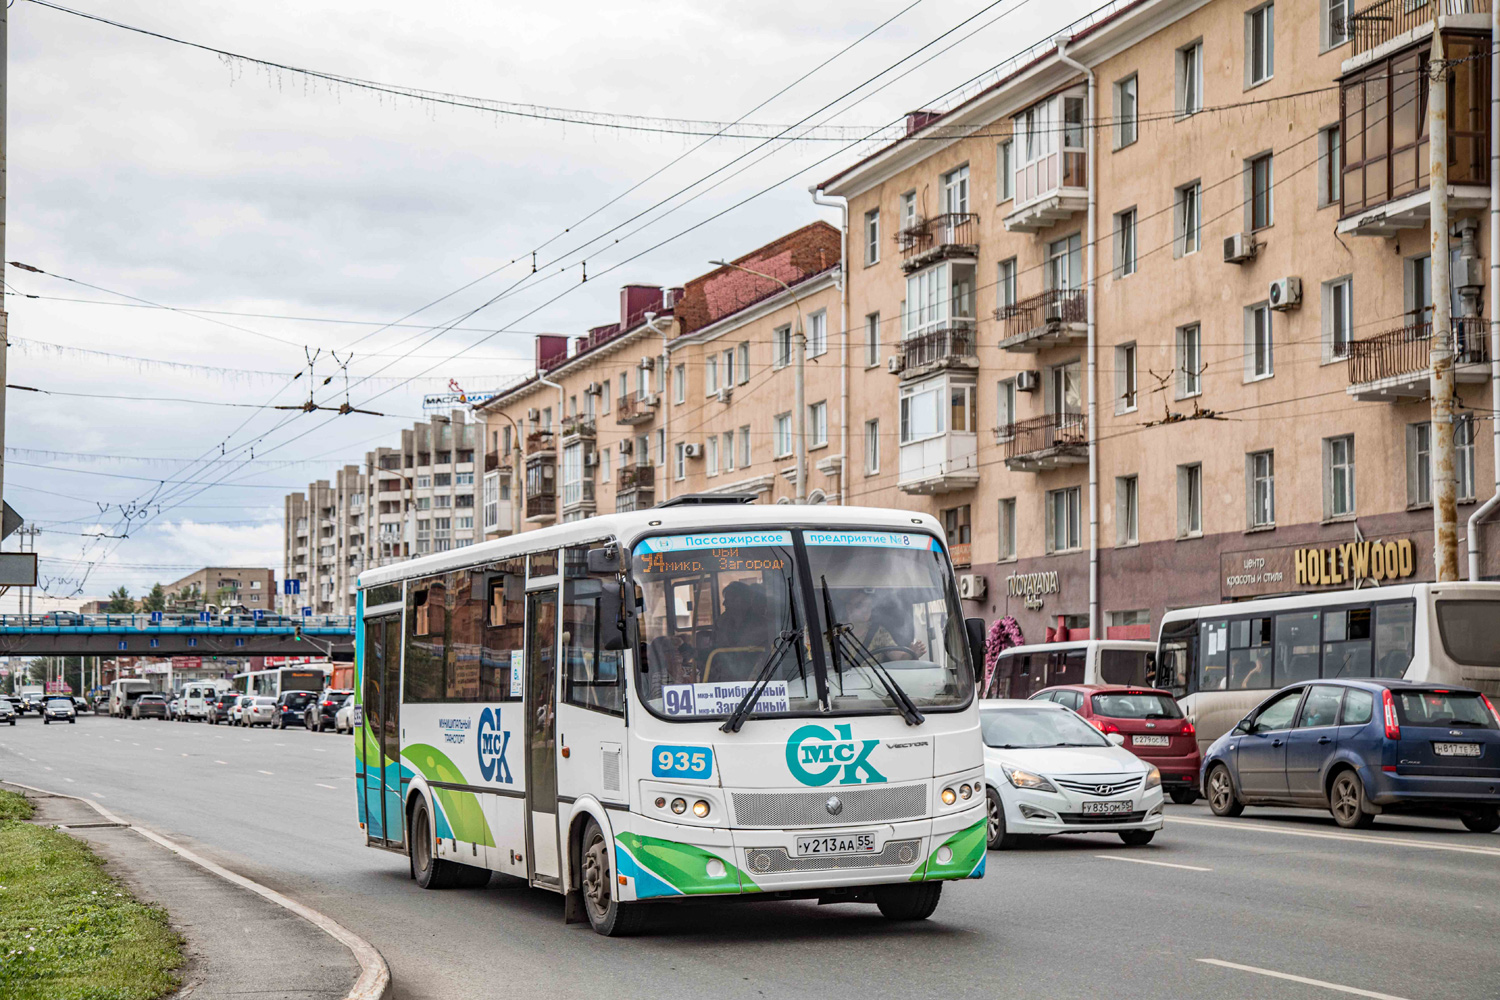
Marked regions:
[353,498,987,935]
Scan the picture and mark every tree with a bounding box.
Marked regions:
[105,586,135,613]
[142,583,167,613]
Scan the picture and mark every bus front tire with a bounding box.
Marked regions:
[580,819,647,937]
[409,797,488,890]
[874,882,942,921]
[1206,765,1244,818]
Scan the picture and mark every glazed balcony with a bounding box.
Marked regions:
[1340,0,1492,60]
[561,479,596,512]
[1346,317,1492,401]
[898,432,979,496]
[614,464,656,512]
[899,323,978,380]
[897,213,979,274]
[996,289,1087,352]
[615,393,659,426]
[1003,413,1088,472]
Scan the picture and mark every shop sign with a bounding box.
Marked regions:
[1222,536,1419,599]
[1005,570,1060,610]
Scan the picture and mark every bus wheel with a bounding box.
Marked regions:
[410,798,487,890]
[874,882,942,921]
[580,819,647,937]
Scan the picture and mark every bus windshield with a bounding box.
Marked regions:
[631,528,972,721]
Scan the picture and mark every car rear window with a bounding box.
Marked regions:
[1435,600,1500,667]
[256,697,276,705]
[139,695,163,702]
[1091,692,1182,719]
[1394,691,1497,730]
[327,690,353,700]
[284,693,314,706]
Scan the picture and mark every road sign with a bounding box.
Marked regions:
[0,552,37,585]
[1,502,21,541]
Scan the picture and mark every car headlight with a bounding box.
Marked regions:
[1144,766,1162,791]
[1001,764,1058,793]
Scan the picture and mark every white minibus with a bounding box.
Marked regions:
[353,500,987,935]
[981,639,1156,699]
[1155,582,1500,752]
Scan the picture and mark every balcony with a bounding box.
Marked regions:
[615,464,656,511]
[996,289,1087,352]
[1005,93,1088,233]
[898,432,979,496]
[615,393,658,426]
[1341,0,1491,60]
[562,478,596,513]
[899,323,978,380]
[561,414,597,443]
[898,213,979,274]
[526,430,556,456]
[1003,413,1088,472]
[1346,317,1492,400]
[525,493,557,523]
[484,450,502,473]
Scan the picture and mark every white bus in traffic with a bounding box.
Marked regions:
[1155,582,1500,752]
[108,678,154,717]
[353,500,987,935]
[234,665,328,698]
[981,639,1156,699]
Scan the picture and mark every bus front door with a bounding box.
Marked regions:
[361,615,404,849]
[524,588,561,885]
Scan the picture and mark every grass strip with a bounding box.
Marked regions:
[0,790,182,1000]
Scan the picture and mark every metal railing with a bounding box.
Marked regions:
[995,288,1087,340]
[526,494,557,519]
[1003,412,1088,462]
[1348,317,1491,384]
[562,415,597,440]
[0,612,354,631]
[616,394,658,424]
[897,212,980,263]
[1341,0,1491,58]
[526,430,556,454]
[902,322,977,371]
[617,464,654,491]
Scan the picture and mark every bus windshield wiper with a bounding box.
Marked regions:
[719,626,803,734]
[820,588,924,726]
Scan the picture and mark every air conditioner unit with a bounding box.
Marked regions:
[716,387,732,404]
[1015,370,1041,392]
[887,356,905,375]
[958,574,987,600]
[1268,276,1302,311]
[638,356,656,371]
[618,439,633,455]
[584,381,602,395]
[1223,233,1257,264]
[640,392,658,407]
[526,408,541,421]
[584,450,598,468]
[683,443,703,458]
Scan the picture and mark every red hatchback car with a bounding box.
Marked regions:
[1031,684,1202,803]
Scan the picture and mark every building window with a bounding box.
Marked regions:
[1325,435,1356,518]
[864,419,880,475]
[1324,276,1353,361]
[1178,463,1203,537]
[998,498,1017,560]
[864,208,880,266]
[736,341,749,384]
[1246,302,1274,380]
[1177,40,1203,116]
[1246,4,1275,87]
[1046,487,1082,553]
[1046,234,1082,292]
[673,363,686,404]
[997,378,1017,432]
[1408,421,1432,507]
[722,431,735,472]
[673,443,686,482]
[601,446,611,483]
[1326,0,1349,49]
[1407,254,1433,324]
[997,140,1013,201]
[900,190,917,232]
[1116,475,1139,545]
[1248,450,1275,528]
[1114,74,1138,149]
[655,429,665,467]
[773,413,792,458]
[1248,153,1274,230]
[704,355,718,396]
[1319,125,1342,207]
[808,401,828,448]
[1113,207,1137,278]
[636,433,650,467]
[1457,414,1476,502]
[1176,323,1202,398]
[997,257,1017,308]
[807,310,827,359]
[865,312,880,367]
[417,474,431,489]
[1115,343,1137,413]
[739,425,752,468]
[706,435,720,477]
[943,505,972,564]
[773,325,792,369]
[941,164,969,215]
[1175,180,1201,256]
[904,261,976,339]
[900,379,945,445]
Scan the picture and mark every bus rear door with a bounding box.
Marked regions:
[361,615,404,848]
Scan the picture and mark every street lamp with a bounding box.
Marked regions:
[709,260,808,504]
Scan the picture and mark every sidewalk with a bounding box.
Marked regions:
[18,787,360,1000]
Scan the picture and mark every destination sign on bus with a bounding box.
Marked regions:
[662,680,791,717]
[804,531,940,550]
[635,531,792,553]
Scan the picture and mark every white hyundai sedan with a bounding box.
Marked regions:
[980,699,1164,849]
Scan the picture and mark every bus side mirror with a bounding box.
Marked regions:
[599,580,627,652]
[587,547,620,574]
[964,618,987,676]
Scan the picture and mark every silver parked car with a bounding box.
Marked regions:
[242,696,277,727]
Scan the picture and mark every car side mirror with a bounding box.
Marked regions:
[1106,732,1126,747]
[1234,717,1253,734]
[964,617,987,676]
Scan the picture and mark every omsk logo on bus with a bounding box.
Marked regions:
[477,708,513,784]
[786,723,886,786]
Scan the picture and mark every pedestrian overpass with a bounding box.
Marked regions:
[0,612,355,660]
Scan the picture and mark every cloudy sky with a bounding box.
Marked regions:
[4,0,1095,608]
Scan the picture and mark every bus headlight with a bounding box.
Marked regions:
[670,798,687,814]
[959,784,973,800]
[692,800,711,818]
[941,787,957,806]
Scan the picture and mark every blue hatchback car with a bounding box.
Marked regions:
[1201,680,1500,832]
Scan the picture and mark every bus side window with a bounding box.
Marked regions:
[1373,601,1416,678]
[1322,607,1373,679]
[1198,620,1228,691]
[1228,617,1272,689]
[481,559,525,702]
[1052,650,1085,686]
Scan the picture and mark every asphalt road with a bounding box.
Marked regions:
[2,712,1497,1000]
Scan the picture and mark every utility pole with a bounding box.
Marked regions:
[1430,32,1460,581]
[0,1,9,528]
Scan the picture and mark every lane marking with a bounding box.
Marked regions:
[258,770,274,776]
[1095,854,1212,872]
[1172,815,1500,858]
[1198,958,1413,1000]
[313,749,326,753]
[316,783,337,790]
[214,760,228,765]
[64,777,74,783]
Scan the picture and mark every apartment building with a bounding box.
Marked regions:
[283,465,365,615]
[475,223,844,528]
[163,566,276,611]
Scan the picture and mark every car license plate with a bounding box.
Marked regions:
[795,832,877,856]
[1132,735,1170,747]
[1081,801,1133,815]
[1434,742,1482,757]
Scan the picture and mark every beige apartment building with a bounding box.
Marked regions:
[283,465,366,616]
[163,566,276,611]
[476,0,1498,644]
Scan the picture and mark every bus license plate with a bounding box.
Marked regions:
[1434,742,1481,757]
[796,832,877,857]
[1081,801,1133,815]
[1132,735,1170,747]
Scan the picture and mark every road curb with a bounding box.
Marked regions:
[3,780,391,1000]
